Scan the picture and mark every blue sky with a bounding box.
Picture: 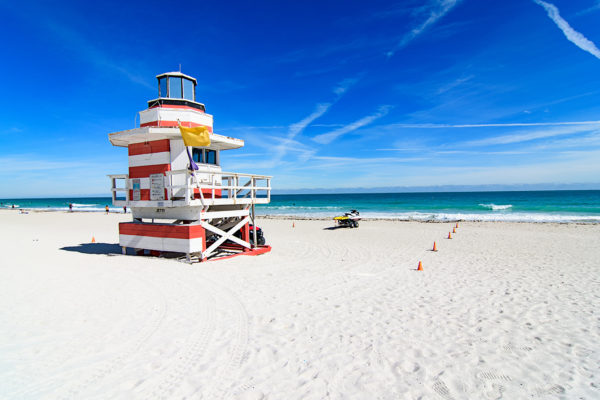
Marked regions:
[1,0,600,197]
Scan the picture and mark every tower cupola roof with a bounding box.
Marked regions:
[150,71,205,111]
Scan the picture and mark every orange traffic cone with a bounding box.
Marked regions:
[452,227,456,233]
[432,241,438,251]
[91,236,96,243]
[417,261,423,271]
[455,222,459,228]
[447,232,452,239]
[293,221,295,228]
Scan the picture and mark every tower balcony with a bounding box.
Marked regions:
[109,169,271,209]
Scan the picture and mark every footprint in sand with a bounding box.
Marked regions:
[484,382,506,400]
[534,384,565,396]
[476,371,514,400]
[502,342,534,353]
[432,379,455,400]
[399,359,420,374]
[476,371,512,382]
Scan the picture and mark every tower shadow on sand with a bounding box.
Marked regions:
[60,242,123,255]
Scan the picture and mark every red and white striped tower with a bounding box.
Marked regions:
[108,72,272,261]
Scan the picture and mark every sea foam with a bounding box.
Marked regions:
[257,210,600,223]
[479,203,513,211]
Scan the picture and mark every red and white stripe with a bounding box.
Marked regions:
[128,139,171,200]
[139,107,213,129]
[119,222,206,253]
[140,120,213,129]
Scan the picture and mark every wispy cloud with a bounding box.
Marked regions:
[312,105,393,144]
[276,155,429,173]
[288,105,332,139]
[311,155,426,166]
[383,120,600,129]
[227,134,319,171]
[461,124,600,146]
[268,134,318,156]
[533,0,600,60]
[0,154,123,174]
[219,125,287,132]
[436,74,474,94]
[271,77,361,163]
[338,2,419,24]
[0,157,82,173]
[528,130,600,150]
[387,0,462,58]
[270,103,331,164]
[576,1,600,16]
[333,78,360,97]
[274,148,600,189]
[377,148,532,155]
[393,151,600,186]
[0,127,24,135]
[376,123,600,155]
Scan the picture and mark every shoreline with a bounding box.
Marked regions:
[4,208,600,224]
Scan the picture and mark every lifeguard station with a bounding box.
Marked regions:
[108,71,272,262]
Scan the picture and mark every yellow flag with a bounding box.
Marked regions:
[179,126,211,147]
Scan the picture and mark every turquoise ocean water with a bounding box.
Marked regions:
[1,191,599,223]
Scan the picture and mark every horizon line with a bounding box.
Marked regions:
[2,183,600,199]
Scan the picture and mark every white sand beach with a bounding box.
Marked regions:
[0,209,599,399]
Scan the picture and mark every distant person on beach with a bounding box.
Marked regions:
[69,203,73,212]
[12,204,15,209]
[105,205,109,214]
[123,206,127,213]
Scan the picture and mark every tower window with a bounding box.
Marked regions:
[159,77,167,97]
[156,73,197,101]
[205,150,216,164]
[192,148,218,165]
[183,79,195,101]
[170,77,182,98]
[192,148,202,163]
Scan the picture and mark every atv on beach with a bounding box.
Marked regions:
[233,224,266,246]
[333,209,361,228]
[208,224,266,247]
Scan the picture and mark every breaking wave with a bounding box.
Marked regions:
[479,203,513,211]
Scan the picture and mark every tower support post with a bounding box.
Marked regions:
[251,203,257,249]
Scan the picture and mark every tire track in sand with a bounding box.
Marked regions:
[57,270,169,400]
[137,271,217,400]
[8,266,168,400]
[198,273,249,400]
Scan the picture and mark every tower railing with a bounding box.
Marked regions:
[108,174,129,206]
[108,170,271,207]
